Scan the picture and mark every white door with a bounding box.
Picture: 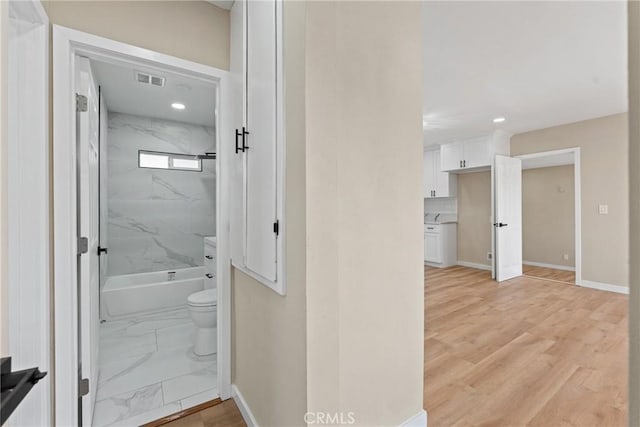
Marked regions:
[76,56,100,426]
[493,155,522,281]
[423,150,436,198]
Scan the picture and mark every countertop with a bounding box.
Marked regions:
[425,220,458,225]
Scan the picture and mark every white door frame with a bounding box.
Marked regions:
[6,0,51,425]
[53,25,232,425]
[515,147,582,285]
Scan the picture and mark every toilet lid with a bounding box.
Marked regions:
[188,289,217,307]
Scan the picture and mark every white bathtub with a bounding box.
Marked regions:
[102,267,204,319]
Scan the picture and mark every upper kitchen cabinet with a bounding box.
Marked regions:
[424,148,457,198]
[440,130,511,173]
[230,0,285,295]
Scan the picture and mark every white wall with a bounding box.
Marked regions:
[106,112,215,276]
[305,2,425,424]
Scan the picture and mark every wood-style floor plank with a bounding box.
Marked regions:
[424,265,628,427]
[160,399,246,427]
[523,264,576,284]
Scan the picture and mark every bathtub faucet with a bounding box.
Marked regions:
[168,271,176,281]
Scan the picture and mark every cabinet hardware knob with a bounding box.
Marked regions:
[206,273,214,278]
[205,255,213,260]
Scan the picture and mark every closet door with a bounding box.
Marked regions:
[245,0,278,282]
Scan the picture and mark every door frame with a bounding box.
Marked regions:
[5,0,51,425]
[53,25,232,425]
[514,147,582,285]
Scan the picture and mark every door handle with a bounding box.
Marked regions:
[459,160,462,168]
[205,255,213,260]
[463,159,466,168]
[493,222,508,228]
[242,127,250,151]
[205,273,214,279]
[97,246,108,256]
[235,129,242,154]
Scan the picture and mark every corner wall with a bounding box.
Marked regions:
[305,2,424,425]
[523,165,575,267]
[231,2,308,425]
[511,113,629,287]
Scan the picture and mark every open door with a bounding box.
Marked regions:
[493,155,523,282]
[76,56,100,426]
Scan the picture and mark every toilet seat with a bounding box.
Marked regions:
[187,289,217,307]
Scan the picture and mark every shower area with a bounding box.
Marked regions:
[101,111,216,319]
[88,59,219,426]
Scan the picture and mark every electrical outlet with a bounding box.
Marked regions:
[599,204,609,215]
[563,254,569,261]
[487,252,493,261]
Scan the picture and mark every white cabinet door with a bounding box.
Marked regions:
[245,0,278,282]
[435,157,455,197]
[440,142,463,171]
[424,232,442,262]
[423,150,436,198]
[230,0,245,266]
[463,137,491,169]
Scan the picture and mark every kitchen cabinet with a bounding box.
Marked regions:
[424,148,457,198]
[424,223,457,267]
[230,0,285,295]
[440,130,511,173]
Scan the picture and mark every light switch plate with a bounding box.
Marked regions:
[599,204,609,215]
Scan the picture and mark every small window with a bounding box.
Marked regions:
[138,150,202,172]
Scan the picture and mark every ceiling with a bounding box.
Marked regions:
[92,60,216,127]
[423,1,627,146]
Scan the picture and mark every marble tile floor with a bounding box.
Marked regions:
[93,307,218,427]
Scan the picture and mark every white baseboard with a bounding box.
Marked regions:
[399,409,427,427]
[579,280,629,295]
[457,261,492,271]
[232,384,259,427]
[523,260,575,272]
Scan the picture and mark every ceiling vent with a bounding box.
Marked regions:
[135,71,165,87]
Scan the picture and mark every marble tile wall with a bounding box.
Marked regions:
[107,113,216,276]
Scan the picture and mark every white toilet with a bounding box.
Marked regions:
[188,289,217,356]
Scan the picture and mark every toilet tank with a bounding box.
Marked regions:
[204,237,217,290]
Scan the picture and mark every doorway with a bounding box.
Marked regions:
[516,148,582,286]
[53,26,232,426]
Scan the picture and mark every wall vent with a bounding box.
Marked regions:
[135,71,165,87]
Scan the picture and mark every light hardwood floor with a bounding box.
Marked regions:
[159,399,246,427]
[523,264,576,284]
[160,265,627,427]
[424,265,627,427]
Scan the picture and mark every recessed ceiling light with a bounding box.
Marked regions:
[171,102,186,110]
[493,117,506,123]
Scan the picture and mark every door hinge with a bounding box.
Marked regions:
[79,378,89,397]
[78,237,88,255]
[273,220,279,236]
[76,94,88,112]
